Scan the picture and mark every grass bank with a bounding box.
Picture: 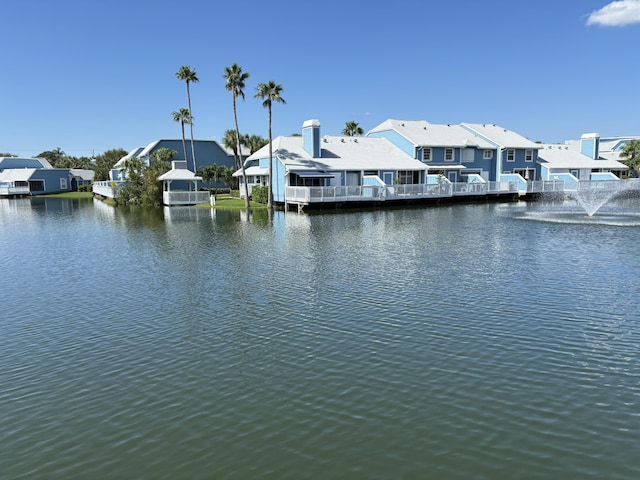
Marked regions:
[40,191,93,199]
[197,193,267,209]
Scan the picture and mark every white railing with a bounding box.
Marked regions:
[93,181,121,198]
[163,191,210,206]
[0,184,30,196]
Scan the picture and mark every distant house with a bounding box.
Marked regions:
[367,119,497,182]
[109,139,236,184]
[237,119,429,204]
[0,157,79,196]
[538,133,628,185]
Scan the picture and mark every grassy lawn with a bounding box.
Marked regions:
[198,193,267,209]
[40,191,93,199]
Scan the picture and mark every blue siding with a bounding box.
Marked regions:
[303,125,320,158]
[273,157,286,203]
[29,169,71,194]
[367,130,414,157]
[150,140,234,170]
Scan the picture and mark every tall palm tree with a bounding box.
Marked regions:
[223,63,250,207]
[175,66,199,172]
[244,134,268,155]
[172,108,191,164]
[222,129,241,170]
[255,81,286,209]
[342,121,364,136]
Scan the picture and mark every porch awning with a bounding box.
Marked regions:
[289,170,334,178]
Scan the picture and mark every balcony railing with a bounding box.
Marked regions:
[0,184,30,196]
[163,190,211,206]
[92,181,121,199]
[286,180,564,204]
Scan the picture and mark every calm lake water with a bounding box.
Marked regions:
[1,196,639,479]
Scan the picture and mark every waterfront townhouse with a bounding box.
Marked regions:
[367,119,497,182]
[460,123,542,182]
[237,119,430,210]
[0,157,92,197]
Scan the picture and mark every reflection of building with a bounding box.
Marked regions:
[0,157,93,197]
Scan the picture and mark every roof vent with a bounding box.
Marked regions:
[423,126,427,130]
[341,138,345,142]
[401,123,405,127]
[354,138,358,143]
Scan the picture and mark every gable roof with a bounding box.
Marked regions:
[538,144,628,170]
[461,123,540,149]
[248,135,426,172]
[368,119,494,148]
[0,157,53,170]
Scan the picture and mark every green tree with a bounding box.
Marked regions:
[255,80,286,209]
[176,66,199,172]
[151,148,176,172]
[0,152,16,157]
[619,139,640,170]
[199,164,227,190]
[222,129,242,170]
[93,148,128,181]
[241,134,268,155]
[342,121,364,136]
[172,108,191,163]
[37,147,66,167]
[224,62,250,208]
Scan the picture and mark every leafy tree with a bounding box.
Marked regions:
[199,164,227,190]
[242,134,268,155]
[342,121,364,136]
[0,152,16,157]
[223,166,237,190]
[37,147,66,166]
[176,65,199,172]
[224,62,250,207]
[255,80,286,209]
[222,129,241,170]
[151,148,177,170]
[619,139,640,170]
[94,148,128,181]
[172,108,191,163]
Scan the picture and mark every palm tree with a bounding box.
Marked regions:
[222,129,241,170]
[619,139,640,170]
[244,134,268,155]
[223,63,250,207]
[342,120,364,136]
[255,81,286,209]
[175,66,199,172]
[172,108,191,163]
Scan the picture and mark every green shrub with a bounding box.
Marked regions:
[251,186,268,204]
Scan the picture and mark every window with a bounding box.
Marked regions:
[525,149,533,162]
[422,148,431,162]
[60,178,67,189]
[483,150,493,159]
[506,149,515,162]
[445,148,454,162]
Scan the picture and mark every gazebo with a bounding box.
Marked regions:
[158,161,209,206]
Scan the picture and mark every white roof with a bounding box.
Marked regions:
[158,168,202,181]
[538,144,628,170]
[70,169,95,181]
[232,165,268,177]
[0,168,37,182]
[114,147,145,168]
[248,135,426,172]
[368,119,494,148]
[462,123,540,149]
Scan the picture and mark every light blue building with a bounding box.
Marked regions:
[237,119,429,208]
[0,157,91,196]
[367,119,497,182]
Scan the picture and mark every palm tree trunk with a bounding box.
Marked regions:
[234,94,250,208]
[267,104,273,209]
[180,122,187,164]
[186,83,197,173]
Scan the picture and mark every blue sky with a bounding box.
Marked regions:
[2,0,639,158]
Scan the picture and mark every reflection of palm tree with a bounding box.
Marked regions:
[172,108,191,164]
[223,63,250,207]
[342,121,364,136]
[255,81,286,209]
[175,66,199,171]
